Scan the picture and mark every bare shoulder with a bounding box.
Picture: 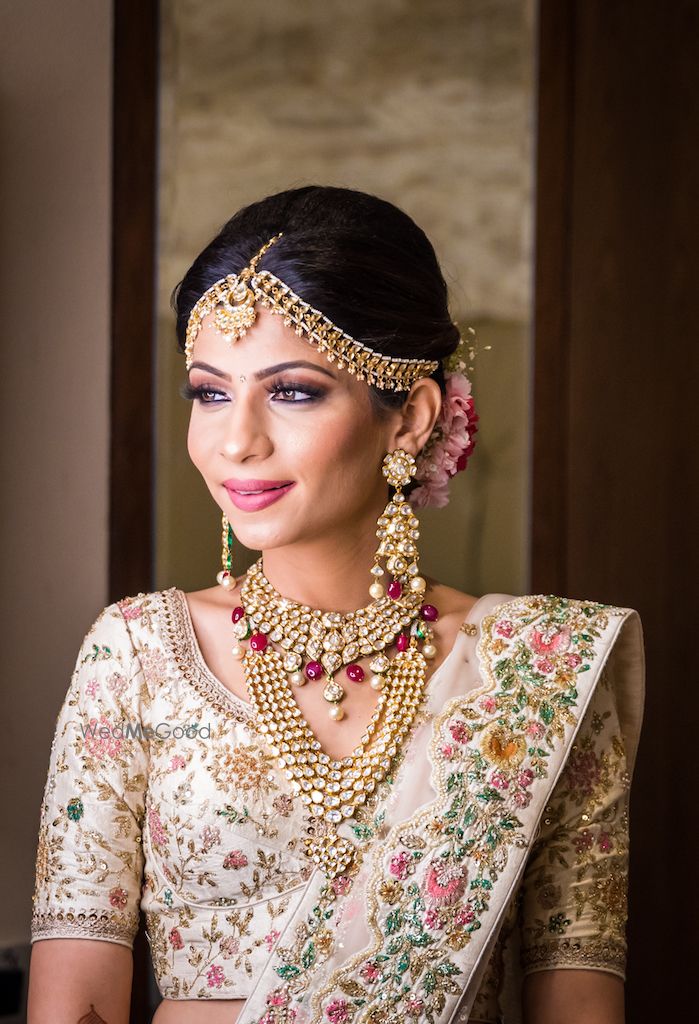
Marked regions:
[424,577,482,622]
[184,583,237,607]
[182,582,242,633]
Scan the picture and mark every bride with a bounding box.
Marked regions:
[27,185,644,1024]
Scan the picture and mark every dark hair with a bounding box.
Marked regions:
[173,185,460,415]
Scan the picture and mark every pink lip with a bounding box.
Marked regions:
[224,478,294,490]
[224,479,296,512]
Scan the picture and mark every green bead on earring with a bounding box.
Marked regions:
[216,512,236,589]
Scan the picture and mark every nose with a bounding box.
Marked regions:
[220,392,273,463]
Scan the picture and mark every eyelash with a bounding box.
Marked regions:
[179,381,324,405]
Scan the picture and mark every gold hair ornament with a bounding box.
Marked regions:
[185,233,439,391]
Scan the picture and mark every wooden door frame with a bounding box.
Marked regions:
[111,2,159,1019]
[533,1,698,1017]
[110,0,159,605]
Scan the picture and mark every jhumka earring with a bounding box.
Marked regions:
[216,513,235,589]
[368,448,428,603]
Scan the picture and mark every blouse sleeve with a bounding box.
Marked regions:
[518,663,631,979]
[30,602,149,949]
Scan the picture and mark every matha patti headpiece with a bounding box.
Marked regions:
[184,233,439,391]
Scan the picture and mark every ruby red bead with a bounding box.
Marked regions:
[346,663,365,682]
[231,606,245,623]
[396,633,410,652]
[420,604,439,622]
[305,660,323,680]
[249,632,268,651]
[387,580,403,600]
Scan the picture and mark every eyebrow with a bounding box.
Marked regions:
[188,359,337,382]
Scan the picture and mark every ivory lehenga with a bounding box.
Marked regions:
[30,585,644,1023]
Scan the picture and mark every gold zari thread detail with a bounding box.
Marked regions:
[521,937,627,978]
[163,589,257,726]
[31,907,139,947]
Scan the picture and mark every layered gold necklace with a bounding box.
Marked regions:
[230,554,440,877]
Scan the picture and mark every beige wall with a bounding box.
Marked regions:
[155,0,535,597]
[0,1,112,946]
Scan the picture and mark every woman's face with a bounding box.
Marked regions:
[185,306,402,553]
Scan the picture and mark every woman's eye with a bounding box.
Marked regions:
[180,380,323,405]
[269,381,323,403]
[179,383,228,403]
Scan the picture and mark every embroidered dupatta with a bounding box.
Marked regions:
[236,594,644,1024]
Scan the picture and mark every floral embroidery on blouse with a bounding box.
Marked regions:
[516,665,630,979]
[31,604,147,947]
[30,589,637,1016]
[207,742,280,797]
[31,591,314,997]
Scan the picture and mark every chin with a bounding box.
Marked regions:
[231,523,297,551]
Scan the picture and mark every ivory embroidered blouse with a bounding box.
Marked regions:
[30,588,634,1017]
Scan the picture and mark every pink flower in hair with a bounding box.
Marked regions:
[411,371,479,509]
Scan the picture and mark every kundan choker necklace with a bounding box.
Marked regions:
[233,556,439,711]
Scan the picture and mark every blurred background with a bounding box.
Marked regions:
[1,0,696,1020]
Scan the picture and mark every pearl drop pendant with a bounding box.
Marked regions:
[289,671,305,686]
[231,644,245,659]
[422,643,436,659]
[370,674,384,691]
[328,704,344,721]
[369,582,385,600]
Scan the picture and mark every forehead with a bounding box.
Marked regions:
[191,304,331,370]
[188,305,374,404]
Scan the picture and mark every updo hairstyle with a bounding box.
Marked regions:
[174,185,460,417]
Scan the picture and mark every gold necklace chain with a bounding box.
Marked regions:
[230,556,439,877]
[243,640,428,877]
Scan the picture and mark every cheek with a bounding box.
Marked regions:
[295,415,379,481]
[186,411,211,473]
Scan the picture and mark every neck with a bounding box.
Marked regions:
[257,507,398,614]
